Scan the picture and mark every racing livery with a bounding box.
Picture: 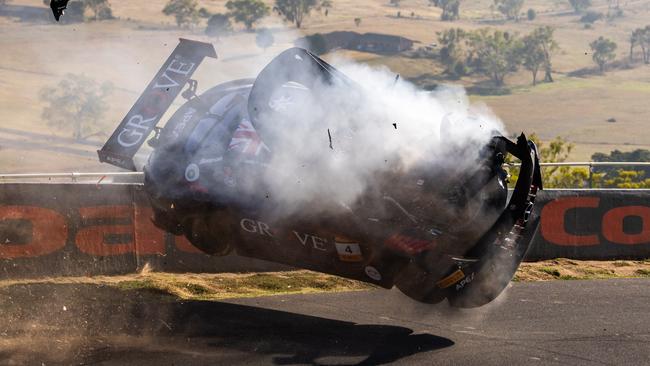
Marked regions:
[99,39,543,308]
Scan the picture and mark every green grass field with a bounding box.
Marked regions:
[1,0,649,171]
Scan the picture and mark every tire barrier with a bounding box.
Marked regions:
[1,184,649,279]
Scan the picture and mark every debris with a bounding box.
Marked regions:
[327,129,333,149]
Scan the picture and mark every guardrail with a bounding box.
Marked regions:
[505,162,650,188]
[0,172,144,183]
[2,162,650,185]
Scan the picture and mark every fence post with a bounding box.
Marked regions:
[588,163,593,188]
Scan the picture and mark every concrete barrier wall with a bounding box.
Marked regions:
[525,189,650,260]
[0,183,290,279]
[1,183,649,279]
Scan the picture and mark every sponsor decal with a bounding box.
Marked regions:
[293,231,328,251]
[184,163,200,182]
[334,236,363,262]
[238,218,331,252]
[436,269,465,289]
[364,266,382,281]
[0,205,198,259]
[116,115,159,148]
[240,218,275,237]
[385,234,434,255]
[171,107,197,139]
[98,39,217,170]
[541,197,650,246]
[455,272,475,291]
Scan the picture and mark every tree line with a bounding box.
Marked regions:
[162,0,331,32]
[507,136,650,189]
[391,0,626,22]
[437,26,558,86]
[435,25,632,86]
[40,0,113,22]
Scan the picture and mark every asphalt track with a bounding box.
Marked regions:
[1,279,649,365]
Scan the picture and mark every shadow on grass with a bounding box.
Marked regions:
[0,283,454,365]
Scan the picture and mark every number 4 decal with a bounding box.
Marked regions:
[335,236,363,262]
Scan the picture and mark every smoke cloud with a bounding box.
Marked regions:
[242,54,505,218]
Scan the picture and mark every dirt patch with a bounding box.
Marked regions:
[0,270,374,301]
[515,258,650,282]
[1,260,649,302]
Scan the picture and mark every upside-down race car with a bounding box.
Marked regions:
[98,39,542,308]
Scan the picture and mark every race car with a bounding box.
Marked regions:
[98,39,542,308]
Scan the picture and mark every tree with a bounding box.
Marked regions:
[320,0,331,15]
[590,36,617,73]
[354,17,361,27]
[507,135,590,188]
[303,33,327,55]
[468,29,522,86]
[255,28,274,50]
[526,26,558,83]
[41,0,89,22]
[580,11,603,24]
[205,13,232,39]
[568,0,591,13]
[431,0,461,21]
[521,33,545,85]
[493,0,525,21]
[390,0,401,6]
[590,149,650,188]
[226,0,269,31]
[437,28,469,77]
[630,26,650,63]
[606,0,623,18]
[274,0,319,29]
[58,0,86,22]
[198,7,211,18]
[162,0,199,28]
[527,8,536,20]
[39,74,113,141]
[85,0,113,20]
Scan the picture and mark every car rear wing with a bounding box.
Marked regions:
[97,38,217,171]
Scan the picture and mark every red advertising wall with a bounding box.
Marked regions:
[1,184,649,279]
[526,190,650,260]
[0,183,289,279]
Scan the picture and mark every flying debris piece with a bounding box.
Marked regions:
[327,128,333,149]
[50,0,70,21]
[100,40,543,308]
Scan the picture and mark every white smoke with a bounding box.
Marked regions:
[251,55,505,217]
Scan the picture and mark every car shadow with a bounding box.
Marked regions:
[0,283,454,365]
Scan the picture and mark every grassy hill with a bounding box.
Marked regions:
[0,0,649,172]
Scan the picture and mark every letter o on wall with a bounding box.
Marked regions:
[602,206,650,245]
[0,206,67,259]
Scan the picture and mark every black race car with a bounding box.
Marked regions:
[99,39,542,308]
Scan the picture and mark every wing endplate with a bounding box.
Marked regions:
[98,38,217,170]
